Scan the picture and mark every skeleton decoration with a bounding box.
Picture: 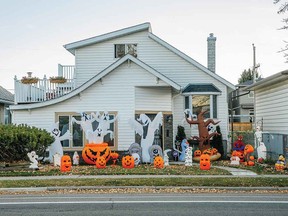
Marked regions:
[27,151,39,169]
[132,153,141,166]
[48,122,71,163]
[73,151,80,165]
[148,145,163,164]
[164,149,171,166]
[185,147,193,166]
[128,112,163,163]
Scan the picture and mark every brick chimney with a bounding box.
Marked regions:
[207,33,216,73]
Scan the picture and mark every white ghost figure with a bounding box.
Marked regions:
[27,151,39,169]
[73,151,80,165]
[257,142,267,160]
[53,153,61,167]
[128,112,163,163]
[48,122,71,163]
[185,147,193,166]
[72,112,97,142]
[87,126,105,144]
[164,149,171,166]
[132,153,141,166]
[230,156,240,166]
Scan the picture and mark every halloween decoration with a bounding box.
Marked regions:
[154,156,164,169]
[200,153,211,170]
[230,151,240,166]
[193,148,221,162]
[233,135,245,152]
[110,152,119,166]
[132,153,141,166]
[179,139,189,161]
[128,143,142,159]
[82,143,111,165]
[194,150,202,157]
[27,151,39,169]
[129,112,163,163]
[60,155,72,172]
[149,145,163,164]
[244,144,255,166]
[185,110,220,151]
[122,155,135,169]
[72,112,97,142]
[48,122,71,163]
[96,156,107,169]
[275,154,286,171]
[73,151,79,165]
[164,149,171,166]
[185,147,193,166]
[53,153,61,167]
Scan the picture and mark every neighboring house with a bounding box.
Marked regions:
[0,86,14,124]
[245,70,288,159]
[10,23,235,155]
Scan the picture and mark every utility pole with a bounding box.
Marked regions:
[252,44,256,83]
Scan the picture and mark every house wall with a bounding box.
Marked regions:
[12,62,172,151]
[255,79,288,134]
[0,104,4,124]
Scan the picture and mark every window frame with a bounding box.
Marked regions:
[114,44,137,58]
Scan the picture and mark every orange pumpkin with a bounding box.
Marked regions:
[194,150,202,157]
[211,148,218,155]
[96,156,106,169]
[82,143,111,165]
[154,156,164,169]
[203,149,212,156]
[60,155,72,172]
[122,155,135,169]
[200,154,210,170]
[110,152,119,166]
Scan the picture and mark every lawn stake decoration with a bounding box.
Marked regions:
[199,153,211,170]
[185,147,193,166]
[154,156,164,169]
[122,155,135,169]
[60,155,72,172]
[275,154,286,171]
[27,151,39,169]
[149,145,163,164]
[96,156,106,169]
[73,151,79,165]
[164,149,171,166]
[185,110,220,151]
[128,112,163,163]
[48,122,71,163]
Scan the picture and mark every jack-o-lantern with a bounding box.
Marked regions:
[82,143,111,165]
[194,150,202,157]
[244,144,254,155]
[60,155,72,172]
[200,154,210,170]
[203,149,212,156]
[110,152,119,166]
[122,155,135,169]
[211,148,218,155]
[154,156,164,169]
[96,156,106,169]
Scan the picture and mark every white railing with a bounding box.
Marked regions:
[58,64,75,80]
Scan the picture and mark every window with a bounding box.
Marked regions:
[115,44,137,58]
[57,112,117,149]
[248,91,254,98]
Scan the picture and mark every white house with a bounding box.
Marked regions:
[10,23,235,155]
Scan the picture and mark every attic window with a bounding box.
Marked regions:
[115,44,137,58]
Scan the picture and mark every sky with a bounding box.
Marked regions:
[0,0,287,93]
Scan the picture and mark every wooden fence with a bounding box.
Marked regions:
[230,122,252,131]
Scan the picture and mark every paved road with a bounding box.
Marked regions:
[0,193,287,216]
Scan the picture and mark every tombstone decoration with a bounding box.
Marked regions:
[53,153,61,167]
[132,153,141,166]
[128,112,163,163]
[73,151,80,166]
[27,151,39,169]
[128,143,142,159]
[164,149,171,166]
[148,145,163,164]
[185,147,193,166]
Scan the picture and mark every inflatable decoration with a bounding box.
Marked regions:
[200,153,211,170]
[82,143,111,165]
[202,148,212,156]
[110,152,119,166]
[179,139,189,162]
[128,143,142,158]
[185,110,220,151]
[73,151,79,165]
[48,122,71,163]
[154,156,164,169]
[244,144,255,166]
[193,148,221,162]
[185,147,193,166]
[60,155,72,172]
[128,112,163,163]
[164,149,171,166]
[122,155,135,169]
[275,154,286,171]
[149,145,163,164]
[27,151,39,169]
[233,135,245,152]
[194,150,202,157]
[96,156,106,169]
[132,153,141,166]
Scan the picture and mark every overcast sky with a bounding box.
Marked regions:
[1,0,287,92]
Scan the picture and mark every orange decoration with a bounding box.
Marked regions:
[244,144,254,166]
[200,154,211,170]
[110,152,119,166]
[96,156,107,169]
[194,150,202,157]
[211,148,218,155]
[82,143,111,165]
[154,156,164,169]
[60,155,72,172]
[122,155,135,169]
[203,149,212,156]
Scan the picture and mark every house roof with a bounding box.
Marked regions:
[9,54,181,110]
[244,70,288,91]
[0,86,14,104]
[182,84,221,95]
[64,22,151,55]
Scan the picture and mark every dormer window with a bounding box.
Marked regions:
[114,44,137,58]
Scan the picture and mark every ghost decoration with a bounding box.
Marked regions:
[257,142,267,160]
[185,147,193,166]
[48,122,71,163]
[73,151,80,165]
[128,112,163,163]
[164,149,171,166]
[92,111,117,141]
[132,153,141,166]
[53,153,61,167]
[27,151,39,169]
[179,139,189,162]
[230,155,240,166]
[149,145,163,164]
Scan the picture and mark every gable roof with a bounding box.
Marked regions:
[182,84,221,95]
[64,23,151,55]
[0,86,14,104]
[10,54,181,110]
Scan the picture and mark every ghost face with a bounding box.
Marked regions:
[132,153,141,166]
[52,128,60,137]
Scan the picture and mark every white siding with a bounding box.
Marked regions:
[255,79,288,134]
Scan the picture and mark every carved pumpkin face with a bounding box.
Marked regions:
[154,156,164,169]
[244,144,254,155]
[60,155,72,172]
[122,155,135,169]
[203,149,212,156]
[238,152,245,162]
[200,154,210,170]
[211,148,218,155]
[110,152,119,160]
[194,150,202,157]
[82,143,111,165]
[96,156,106,169]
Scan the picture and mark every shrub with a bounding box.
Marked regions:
[0,124,54,163]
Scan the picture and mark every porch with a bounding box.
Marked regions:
[14,65,76,104]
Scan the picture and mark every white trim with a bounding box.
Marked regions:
[182,92,221,96]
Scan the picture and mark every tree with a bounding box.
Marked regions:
[238,68,259,84]
[274,0,288,62]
